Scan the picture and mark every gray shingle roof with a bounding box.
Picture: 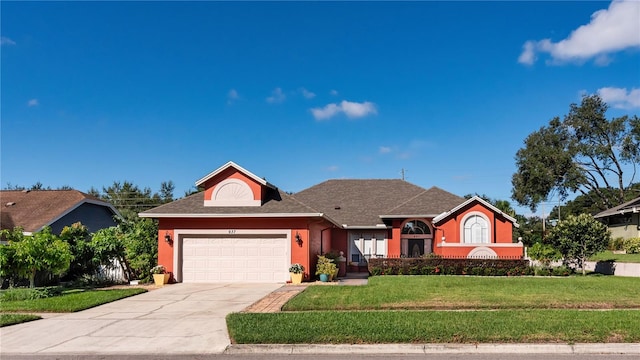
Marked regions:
[140,178,466,228]
[292,180,464,227]
[139,187,322,216]
[594,196,640,218]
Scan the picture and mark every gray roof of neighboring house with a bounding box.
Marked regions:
[0,190,119,233]
[594,196,640,218]
[139,178,467,228]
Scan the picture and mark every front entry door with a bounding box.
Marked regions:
[408,239,424,257]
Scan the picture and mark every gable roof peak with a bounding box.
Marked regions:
[432,195,519,228]
[195,161,274,188]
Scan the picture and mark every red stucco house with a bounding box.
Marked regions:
[140,161,523,283]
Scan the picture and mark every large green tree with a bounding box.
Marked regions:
[6,227,73,287]
[91,227,131,281]
[512,95,640,212]
[59,222,96,280]
[546,213,610,275]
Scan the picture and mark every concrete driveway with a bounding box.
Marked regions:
[0,283,281,355]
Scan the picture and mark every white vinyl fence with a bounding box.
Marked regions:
[95,258,127,282]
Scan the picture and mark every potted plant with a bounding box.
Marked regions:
[316,255,337,282]
[289,263,305,284]
[151,265,169,286]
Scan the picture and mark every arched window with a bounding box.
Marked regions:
[401,220,431,235]
[462,213,490,244]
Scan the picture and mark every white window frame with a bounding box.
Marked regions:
[460,211,491,244]
[349,231,387,263]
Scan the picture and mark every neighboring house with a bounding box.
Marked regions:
[140,161,523,283]
[594,196,640,240]
[0,189,120,235]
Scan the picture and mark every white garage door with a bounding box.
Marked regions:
[182,235,289,283]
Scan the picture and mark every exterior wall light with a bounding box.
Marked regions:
[295,232,303,247]
[164,231,173,245]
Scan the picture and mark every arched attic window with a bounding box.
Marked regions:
[461,212,490,244]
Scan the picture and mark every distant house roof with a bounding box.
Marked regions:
[0,190,120,234]
[593,196,640,219]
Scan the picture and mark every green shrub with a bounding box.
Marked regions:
[0,286,63,301]
[609,237,626,251]
[551,265,573,276]
[623,238,640,254]
[528,242,562,267]
[535,267,552,276]
[368,258,530,277]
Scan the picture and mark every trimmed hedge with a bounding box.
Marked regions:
[368,258,532,276]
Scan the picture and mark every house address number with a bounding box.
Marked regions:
[228,229,236,234]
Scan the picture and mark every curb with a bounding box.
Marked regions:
[225,343,640,355]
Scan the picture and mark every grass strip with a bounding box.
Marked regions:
[284,276,640,311]
[590,251,640,263]
[0,288,147,313]
[0,313,41,327]
[227,309,640,344]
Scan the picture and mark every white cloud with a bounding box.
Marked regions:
[518,0,640,65]
[227,89,239,104]
[330,89,339,96]
[266,87,286,104]
[311,103,341,120]
[379,146,392,154]
[310,100,377,121]
[326,165,339,172]
[27,99,39,107]
[299,88,316,99]
[0,36,16,46]
[518,41,537,65]
[597,87,640,109]
[341,100,377,118]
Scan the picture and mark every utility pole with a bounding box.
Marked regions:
[542,202,545,240]
[401,168,407,181]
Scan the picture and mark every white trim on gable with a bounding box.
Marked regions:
[195,161,270,188]
[432,196,519,228]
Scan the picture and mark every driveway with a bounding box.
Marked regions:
[0,283,281,355]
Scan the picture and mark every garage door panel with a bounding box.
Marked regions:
[182,236,288,283]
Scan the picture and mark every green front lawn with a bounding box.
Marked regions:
[0,313,41,327]
[0,288,147,313]
[283,276,640,311]
[590,250,640,263]
[228,276,640,344]
[228,309,640,344]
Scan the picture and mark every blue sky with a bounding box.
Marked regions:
[1,1,639,216]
